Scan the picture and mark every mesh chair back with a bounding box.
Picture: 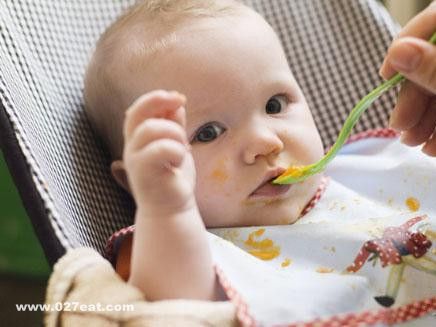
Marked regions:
[0,0,399,265]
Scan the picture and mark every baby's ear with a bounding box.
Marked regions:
[110,160,131,193]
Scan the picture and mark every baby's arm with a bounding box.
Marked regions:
[379,1,436,156]
[123,90,220,301]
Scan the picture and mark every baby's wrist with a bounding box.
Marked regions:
[135,197,200,223]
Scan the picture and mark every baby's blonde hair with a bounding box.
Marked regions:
[84,0,243,159]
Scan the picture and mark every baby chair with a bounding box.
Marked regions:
[0,0,400,325]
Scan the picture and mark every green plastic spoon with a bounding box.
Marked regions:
[274,31,436,185]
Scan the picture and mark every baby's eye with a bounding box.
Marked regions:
[265,95,288,114]
[192,122,226,143]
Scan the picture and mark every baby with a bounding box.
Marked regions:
[84,0,324,301]
[84,0,436,308]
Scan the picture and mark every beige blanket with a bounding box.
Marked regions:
[45,247,237,326]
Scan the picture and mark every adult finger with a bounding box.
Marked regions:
[422,134,436,157]
[396,1,436,39]
[422,99,436,156]
[380,1,436,78]
[400,98,436,146]
[383,37,436,94]
[389,82,429,130]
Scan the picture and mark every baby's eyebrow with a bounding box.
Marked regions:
[188,115,211,131]
[186,112,207,134]
[185,100,220,123]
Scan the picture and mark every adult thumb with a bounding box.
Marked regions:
[386,37,436,94]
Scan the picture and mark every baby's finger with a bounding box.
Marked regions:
[383,38,436,94]
[138,139,187,172]
[389,82,429,131]
[400,98,436,146]
[127,118,188,153]
[124,90,186,140]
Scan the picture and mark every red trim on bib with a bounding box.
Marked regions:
[105,224,135,266]
[300,176,330,217]
[346,128,399,145]
[215,265,257,327]
[281,296,436,327]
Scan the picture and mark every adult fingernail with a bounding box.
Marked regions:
[389,42,422,73]
[378,58,389,79]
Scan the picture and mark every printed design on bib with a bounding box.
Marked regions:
[346,215,435,307]
[346,216,431,272]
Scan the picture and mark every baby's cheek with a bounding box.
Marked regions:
[195,158,235,227]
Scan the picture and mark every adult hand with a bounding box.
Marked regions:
[379,1,436,156]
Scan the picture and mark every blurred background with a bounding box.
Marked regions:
[0,0,433,325]
[0,151,50,325]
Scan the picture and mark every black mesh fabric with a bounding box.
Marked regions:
[0,0,400,264]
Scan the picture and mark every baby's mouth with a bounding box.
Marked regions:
[250,169,292,198]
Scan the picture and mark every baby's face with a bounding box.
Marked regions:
[127,10,324,227]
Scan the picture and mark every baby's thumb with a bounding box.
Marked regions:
[384,37,436,94]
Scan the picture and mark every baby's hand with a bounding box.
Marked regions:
[379,2,436,156]
[123,90,196,216]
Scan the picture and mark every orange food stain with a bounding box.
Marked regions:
[316,267,334,273]
[244,228,280,261]
[211,168,228,183]
[405,197,420,212]
[246,237,274,249]
[254,228,265,237]
[248,248,280,260]
[210,158,229,183]
[281,258,292,267]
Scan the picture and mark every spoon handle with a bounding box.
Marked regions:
[319,31,436,171]
[275,31,436,185]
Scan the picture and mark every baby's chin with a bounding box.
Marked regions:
[203,175,324,228]
[248,204,303,226]
[209,203,304,228]
[238,175,323,226]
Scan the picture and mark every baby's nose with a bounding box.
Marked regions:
[242,129,284,165]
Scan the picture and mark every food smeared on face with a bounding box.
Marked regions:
[210,158,229,183]
[244,228,280,260]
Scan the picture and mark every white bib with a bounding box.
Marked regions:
[208,136,436,326]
